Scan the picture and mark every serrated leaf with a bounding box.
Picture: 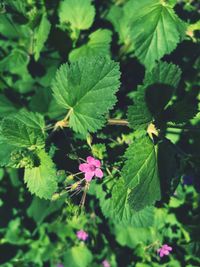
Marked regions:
[1,110,45,149]
[128,85,153,131]
[128,61,182,130]
[24,149,58,199]
[125,0,187,68]
[69,29,112,62]
[97,178,154,227]
[52,56,121,135]
[59,0,95,31]
[143,61,182,88]
[33,14,51,61]
[122,136,161,211]
[64,246,93,267]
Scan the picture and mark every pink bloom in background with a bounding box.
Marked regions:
[76,229,88,241]
[102,259,110,267]
[56,264,64,267]
[157,244,172,257]
[79,156,103,182]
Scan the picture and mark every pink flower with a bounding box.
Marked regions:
[102,259,110,267]
[79,156,103,182]
[56,264,64,267]
[76,230,88,241]
[157,244,172,257]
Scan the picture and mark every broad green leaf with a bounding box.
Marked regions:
[24,149,58,199]
[69,29,112,62]
[97,178,154,227]
[122,136,161,211]
[27,197,64,224]
[59,0,95,35]
[1,110,45,149]
[128,85,152,131]
[29,87,66,119]
[0,48,29,75]
[106,5,134,52]
[33,14,51,61]
[125,0,187,68]
[0,94,17,118]
[0,15,21,38]
[64,246,93,267]
[114,224,158,249]
[52,56,121,135]
[128,61,181,130]
[143,61,182,88]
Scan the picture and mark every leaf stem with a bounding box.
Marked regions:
[50,117,129,132]
[107,118,129,126]
[64,108,73,121]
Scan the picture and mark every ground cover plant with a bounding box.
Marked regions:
[0,0,200,266]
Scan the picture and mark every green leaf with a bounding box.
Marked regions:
[125,0,187,68]
[114,224,158,249]
[1,110,45,149]
[52,56,121,135]
[69,29,112,62]
[128,85,153,131]
[122,136,161,211]
[29,87,66,119]
[106,5,134,52]
[27,197,64,224]
[33,14,51,61]
[128,61,181,130]
[97,178,154,227]
[24,149,58,199]
[64,246,93,267]
[6,0,27,15]
[59,0,95,33]
[143,61,182,88]
[0,15,21,38]
[0,94,17,118]
[0,135,16,167]
[4,218,30,245]
[0,48,29,75]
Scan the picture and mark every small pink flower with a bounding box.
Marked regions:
[102,259,110,267]
[79,156,103,182]
[157,244,172,257]
[76,230,88,241]
[56,264,64,267]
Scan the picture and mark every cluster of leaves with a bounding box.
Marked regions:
[0,0,200,266]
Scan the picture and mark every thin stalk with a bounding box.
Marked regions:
[107,118,129,126]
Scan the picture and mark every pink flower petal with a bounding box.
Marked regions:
[95,168,103,178]
[87,156,96,164]
[94,159,101,168]
[160,251,164,257]
[79,163,89,172]
[85,171,95,181]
